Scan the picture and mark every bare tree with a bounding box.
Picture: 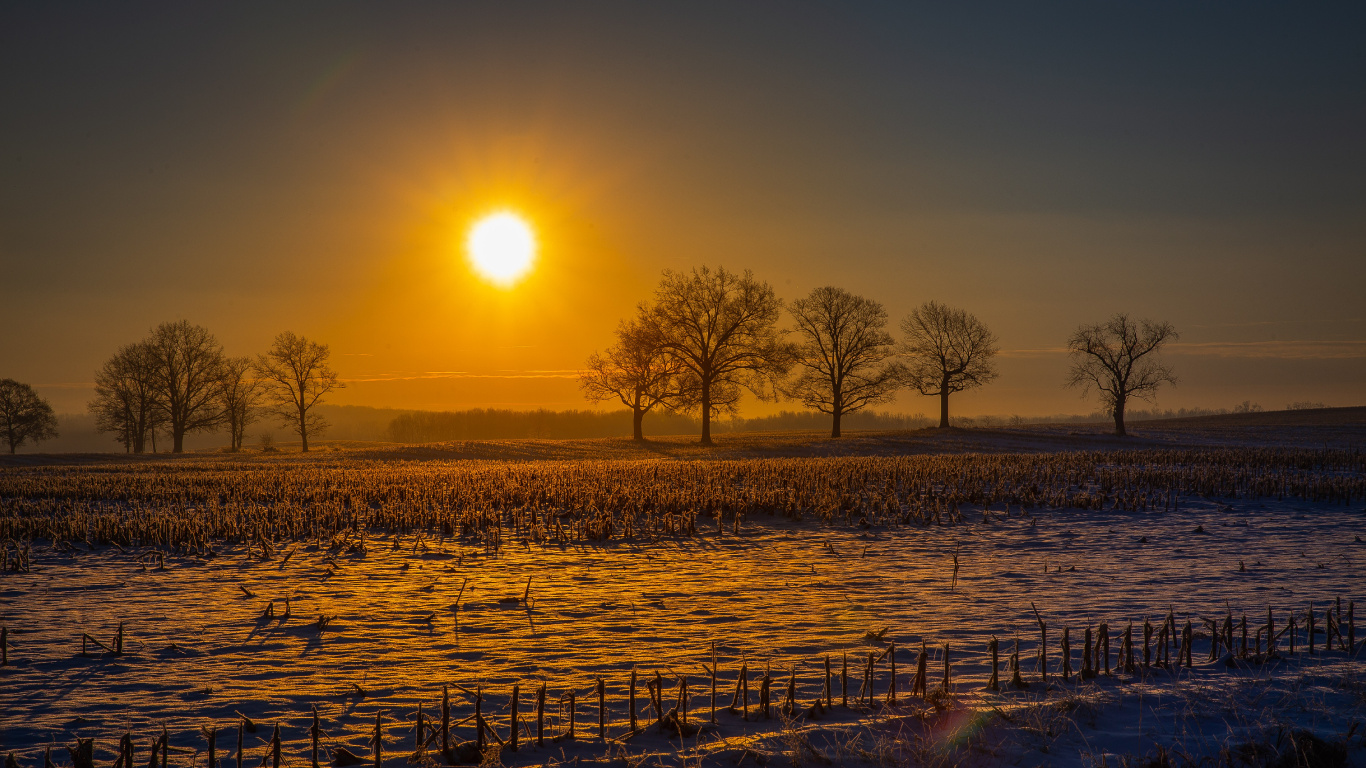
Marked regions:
[0,379,59,454]
[1066,313,1178,436]
[899,301,999,428]
[90,342,161,453]
[580,312,696,441]
[255,331,343,452]
[145,321,228,452]
[649,266,795,445]
[786,286,903,438]
[219,356,263,452]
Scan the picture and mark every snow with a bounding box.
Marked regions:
[2,487,1363,765]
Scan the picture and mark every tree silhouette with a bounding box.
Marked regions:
[649,267,794,445]
[90,342,162,453]
[0,379,59,454]
[579,312,696,441]
[145,320,227,452]
[1066,313,1178,437]
[219,356,263,452]
[899,301,999,428]
[255,331,343,452]
[786,287,903,438]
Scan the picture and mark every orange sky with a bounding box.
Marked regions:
[3,5,1364,417]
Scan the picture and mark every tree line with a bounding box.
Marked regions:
[385,408,700,443]
[86,321,343,453]
[0,272,1182,453]
[580,266,1178,440]
[383,407,945,444]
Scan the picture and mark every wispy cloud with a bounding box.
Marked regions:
[1166,340,1366,359]
[998,340,1366,360]
[343,369,583,383]
[997,348,1069,359]
[39,370,587,389]
[1188,318,1366,330]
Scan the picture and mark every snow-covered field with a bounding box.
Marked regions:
[3,484,1363,766]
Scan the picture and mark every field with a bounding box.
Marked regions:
[2,411,1365,767]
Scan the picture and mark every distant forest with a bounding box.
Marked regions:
[28,400,1318,453]
[381,403,1294,443]
[383,408,940,443]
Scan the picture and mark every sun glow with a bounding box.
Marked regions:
[467,212,536,286]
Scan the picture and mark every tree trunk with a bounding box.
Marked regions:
[632,408,645,441]
[299,404,309,452]
[172,428,184,453]
[1113,402,1127,437]
[831,409,842,439]
[700,388,713,446]
[938,383,951,429]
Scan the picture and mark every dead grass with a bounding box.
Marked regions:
[996,688,1111,755]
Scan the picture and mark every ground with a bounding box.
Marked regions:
[1,409,1364,766]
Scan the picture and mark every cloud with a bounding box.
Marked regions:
[1166,341,1366,360]
[1188,318,1366,330]
[997,340,1366,360]
[997,348,1069,359]
[343,370,583,383]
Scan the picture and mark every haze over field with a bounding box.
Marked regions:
[3,4,1364,423]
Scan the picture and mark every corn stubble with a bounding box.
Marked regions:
[1,448,1360,552]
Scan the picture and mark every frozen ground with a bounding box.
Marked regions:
[2,492,1363,765]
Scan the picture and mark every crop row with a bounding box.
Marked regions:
[0,448,1362,551]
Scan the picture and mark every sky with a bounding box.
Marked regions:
[3,3,1364,418]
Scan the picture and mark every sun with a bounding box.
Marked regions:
[467,211,536,286]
